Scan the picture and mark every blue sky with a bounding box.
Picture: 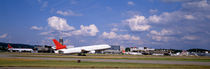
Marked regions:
[1,0,210,49]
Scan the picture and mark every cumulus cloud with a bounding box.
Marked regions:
[148,29,175,42]
[48,16,75,31]
[183,0,209,8]
[40,23,99,37]
[145,0,210,45]
[111,28,118,32]
[128,1,135,5]
[101,32,140,40]
[148,15,162,23]
[125,0,209,27]
[149,9,158,14]
[182,35,199,40]
[150,35,173,42]
[150,29,174,36]
[102,32,117,39]
[72,24,99,36]
[0,33,8,38]
[56,10,82,16]
[125,15,151,31]
[125,14,166,31]
[40,31,51,35]
[31,26,43,30]
[184,15,195,20]
[38,0,210,49]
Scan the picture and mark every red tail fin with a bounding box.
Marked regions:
[52,39,66,50]
[8,44,13,49]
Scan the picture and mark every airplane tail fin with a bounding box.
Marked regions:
[52,39,67,50]
[8,44,13,49]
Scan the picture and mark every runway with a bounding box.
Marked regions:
[1,54,210,66]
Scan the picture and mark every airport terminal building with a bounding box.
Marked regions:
[95,45,124,54]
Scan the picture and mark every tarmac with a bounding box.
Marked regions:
[0,67,180,69]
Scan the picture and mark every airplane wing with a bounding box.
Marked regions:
[81,49,89,53]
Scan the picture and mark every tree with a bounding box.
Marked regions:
[125,47,130,52]
[187,48,208,53]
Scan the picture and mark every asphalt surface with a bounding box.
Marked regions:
[1,54,210,66]
[0,67,175,69]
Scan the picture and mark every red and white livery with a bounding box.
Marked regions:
[52,39,111,55]
[8,44,33,52]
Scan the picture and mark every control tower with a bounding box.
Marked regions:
[59,37,64,45]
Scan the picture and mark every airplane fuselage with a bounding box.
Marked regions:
[8,48,33,52]
[54,44,111,54]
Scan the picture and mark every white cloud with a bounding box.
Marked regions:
[124,14,164,32]
[182,35,199,40]
[157,0,210,23]
[72,24,99,36]
[123,11,141,17]
[149,9,158,14]
[101,32,140,40]
[56,10,82,16]
[48,16,75,31]
[148,12,183,24]
[148,15,162,23]
[150,29,174,35]
[31,26,43,30]
[184,15,195,20]
[125,15,151,31]
[183,0,209,8]
[128,1,135,5]
[102,32,117,39]
[149,29,175,42]
[150,35,163,41]
[119,34,140,40]
[120,0,210,47]
[62,32,72,37]
[40,24,99,37]
[0,33,8,38]
[111,28,118,32]
[150,35,173,42]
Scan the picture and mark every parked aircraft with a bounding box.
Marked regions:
[7,44,33,52]
[52,39,111,55]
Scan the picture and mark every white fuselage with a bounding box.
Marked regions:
[8,48,33,52]
[54,44,111,54]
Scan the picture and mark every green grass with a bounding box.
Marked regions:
[0,58,210,68]
[2,52,210,62]
[15,55,210,62]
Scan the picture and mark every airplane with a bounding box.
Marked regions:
[125,52,143,55]
[8,44,33,52]
[52,39,111,56]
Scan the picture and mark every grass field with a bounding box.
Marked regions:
[4,52,210,62]
[0,58,210,68]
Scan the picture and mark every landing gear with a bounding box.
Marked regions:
[78,53,86,56]
[78,49,87,56]
[58,51,64,54]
